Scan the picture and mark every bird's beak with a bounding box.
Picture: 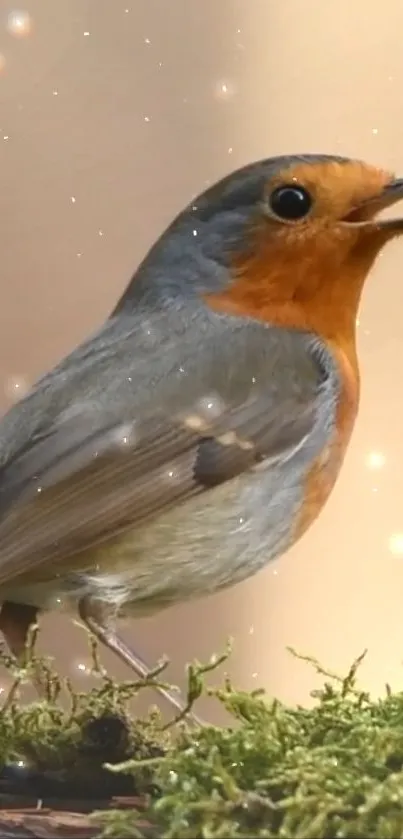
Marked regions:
[341,178,403,232]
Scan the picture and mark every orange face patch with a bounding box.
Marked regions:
[204,159,395,365]
[270,159,392,222]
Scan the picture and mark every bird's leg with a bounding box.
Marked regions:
[0,601,47,697]
[78,595,205,726]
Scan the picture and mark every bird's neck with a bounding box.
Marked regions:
[205,244,381,376]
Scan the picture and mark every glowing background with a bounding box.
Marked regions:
[0,0,403,720]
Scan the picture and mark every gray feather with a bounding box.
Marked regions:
[0,302,332,586]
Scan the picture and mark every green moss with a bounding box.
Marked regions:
[1,635,403,838]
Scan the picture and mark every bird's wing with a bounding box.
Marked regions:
[0,311,335,584]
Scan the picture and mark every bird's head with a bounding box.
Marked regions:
[115,154,403,348]
[197,154,403,343]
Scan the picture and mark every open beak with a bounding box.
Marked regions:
[342,178,403,232]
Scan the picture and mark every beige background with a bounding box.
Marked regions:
[0,0,402,721]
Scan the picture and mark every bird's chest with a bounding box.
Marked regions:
[83,349,358,614]
[96,449,326,615]
[107,464,306,614]
[289,431,348,544]
[291,359,359,542]
[123,368,357,607]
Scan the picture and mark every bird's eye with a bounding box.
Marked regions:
[268,184,313,221]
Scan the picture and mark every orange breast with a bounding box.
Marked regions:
[204,242,362,542]
[292,346,359,541]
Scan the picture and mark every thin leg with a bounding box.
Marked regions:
[0,601,46,697]
[78,595,205,726]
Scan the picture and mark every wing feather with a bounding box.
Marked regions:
[0,313,331,585]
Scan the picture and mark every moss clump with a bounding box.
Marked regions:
[1,639,403,837]
[0,630,175,804]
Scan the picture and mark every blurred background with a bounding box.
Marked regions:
[0,0,403,722]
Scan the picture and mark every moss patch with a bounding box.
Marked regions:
[0,637,402,838]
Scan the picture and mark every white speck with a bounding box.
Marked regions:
[5,375,29,401]
[228,147,233,154]
[56,598,61,603]
[372,128,378,135]
[273,569,278,576]
[144,116,150,122]
[141,320,155,339]
[112,422,135,447]
[389,533,403,556]
[98,229,103,237]
[356,317,360,327]
[127,376,132,382]
[83,30,90,37]
[76,252,82,258]
[162,465,180,484]
[7,11,32,37]
[77,663,87,672]
[249,625,254,635]
[179,367,185,374]
[52,90,59,96]
[215,80,235,99]
[0,687,4,695]
[158,62,163,68]
[71,196,76,203]
[366,451,385,470]
[144,37,151,44]
[251,376,256,384]
[197,393,226,419]
[17,760,25,767]
[3,135,9,141]
[239,517,244,525]
[124,7,129,12]
[252,672,258,679]
[36,486,42,494]
[192,229,198,237]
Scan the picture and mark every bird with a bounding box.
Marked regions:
[0,153,401,721]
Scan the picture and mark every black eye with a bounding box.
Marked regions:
[269,184,313,221]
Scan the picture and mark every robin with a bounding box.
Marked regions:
[0,153,401,720]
